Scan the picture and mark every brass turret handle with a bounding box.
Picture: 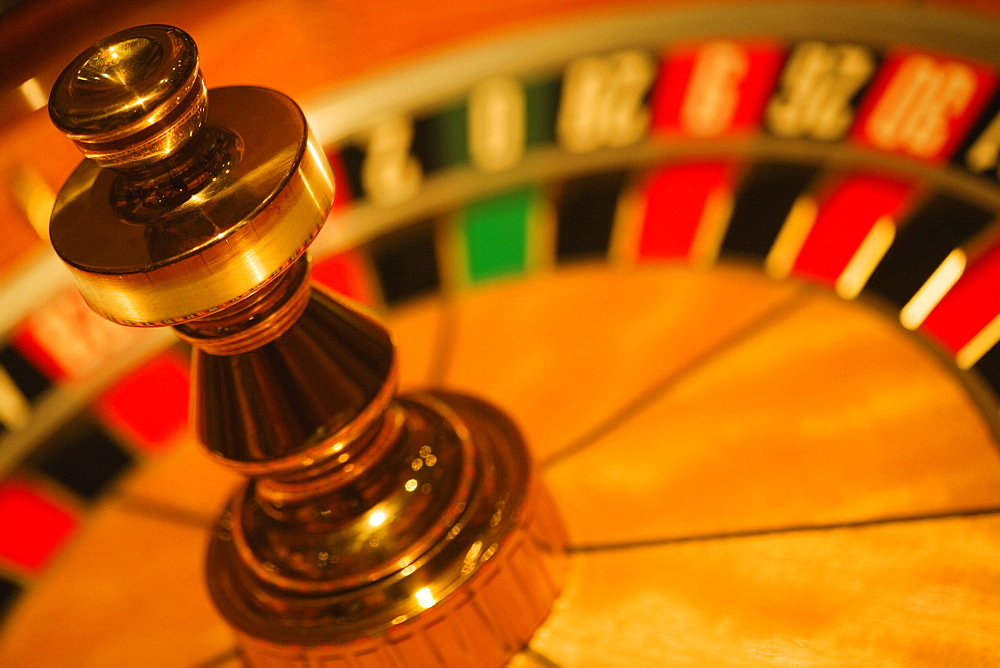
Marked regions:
[49,25,565,666]
[49,25,332,328]
[49,25,206,170]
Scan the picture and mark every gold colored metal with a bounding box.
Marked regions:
[48,26,206,170]
[48,25,334,327]
[48,24,565,667]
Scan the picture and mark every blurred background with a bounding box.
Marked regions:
[1,1,999,665]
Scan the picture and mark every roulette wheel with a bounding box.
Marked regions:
[1,0,999,664]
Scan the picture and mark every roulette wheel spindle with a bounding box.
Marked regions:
[45,23,565,666]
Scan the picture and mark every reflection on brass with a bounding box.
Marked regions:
[764,195,818,280]
[9,165,55,240]
[48,25,333,327]
[834,215,895,300]
[958,312,1000,369]
[48,25,565,666]
[899,249,965,330]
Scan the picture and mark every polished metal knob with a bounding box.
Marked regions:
[48,25,333,327]
[49,25,206,170]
